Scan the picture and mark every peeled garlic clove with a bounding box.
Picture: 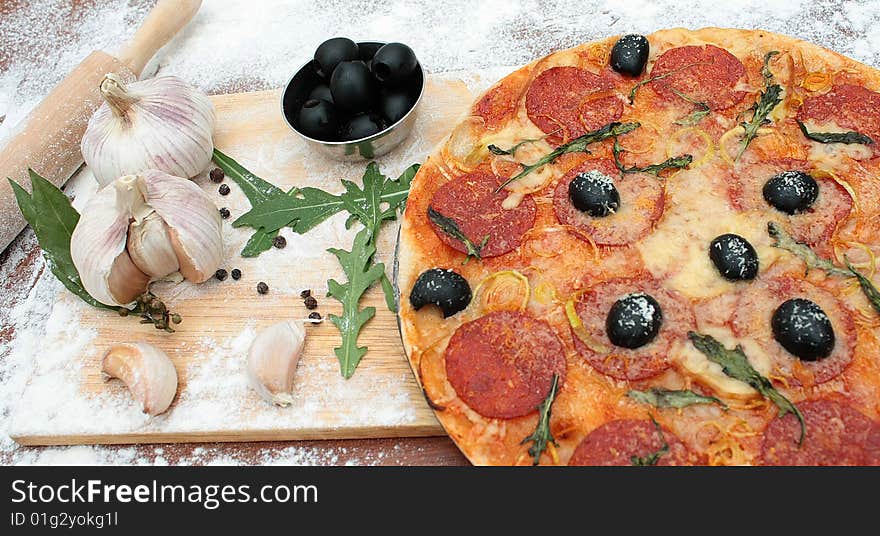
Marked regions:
[127,212,180,278]
[247,321,306,407]
[82,73,216,187]
[71,185,149,306]
[139,169,222,283]
[102,342,178,416]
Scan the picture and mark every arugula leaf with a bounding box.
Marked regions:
[520,374,560,465]
[427,207,488,263]
[627,61,709,104]
[233,186,344,234]
[688,331,805,444]
[845,258,880,315]
[768,222,850,277]
[669,88,711,126]
[9,171,109,309]
[627,387,727,410]
[612,137,693,176]
[326,228,386,379]
[495,121,640,191]
[487,135,549,156]
[738,51,782,159]
[630,417,669,466]
[339,162,418,240]
[796,120,873,145]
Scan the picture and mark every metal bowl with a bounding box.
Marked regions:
[280,41,424,161]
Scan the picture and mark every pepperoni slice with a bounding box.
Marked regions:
[525,66,623,143]
[798,84,880,148]
[649,45,747,110]
[568,419,702,466]
[553,159,665,246]
[572,278,696,380]
[428,172,537,258]
[731,278,856,386]
[728,159,852,248]
[444,311,567,419]
[760,399,880,466]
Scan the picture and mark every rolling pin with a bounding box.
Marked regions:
[0,0,202,253]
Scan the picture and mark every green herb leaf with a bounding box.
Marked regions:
[688,331,805,444]
[627,387,727,410]
[630,417,669,466]
[520,374,560,465]
[240,229,280,258]
[738,51,782,159]
[669,88,711,126]
[628,61,709,104]
[767,222,850,277]
[796,120,873,145]
[487,134,550,156]
[326,227,386,379]
[380,272,397,314]
[340,162,418,240]
[233,186,344,234]
[9,171,109,309]
[495,121,640,192]
[427,207,487,262]
[844,257,880,315]
[612,137,693,176]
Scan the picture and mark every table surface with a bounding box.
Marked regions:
[2,0,878,466]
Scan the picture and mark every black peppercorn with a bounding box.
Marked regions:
[304,295,318,309]
[231,268,242,280]
[210,168,225,183]
[219,207,231,219]
[308,311,322,321]
[257,282,269,294]
[273,235,287,249]
[171,314,182,325]
[219,184,231,196]
[215,268,228,281]
[300,289,312,299]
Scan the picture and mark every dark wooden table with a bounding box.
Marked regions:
[0,0,468,466]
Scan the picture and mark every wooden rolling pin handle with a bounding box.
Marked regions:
[118,0,203,76]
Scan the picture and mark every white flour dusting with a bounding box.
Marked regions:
[2,0,880,466]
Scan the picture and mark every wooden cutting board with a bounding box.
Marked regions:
[10,74,477,446]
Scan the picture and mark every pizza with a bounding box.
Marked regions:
[396,27,880,466]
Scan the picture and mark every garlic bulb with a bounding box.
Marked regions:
[102,342,178,416]
[71,169,223,306]
[82,73,216,187]
[247,321,307,407]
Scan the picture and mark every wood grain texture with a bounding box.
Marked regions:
[10,77,474,447]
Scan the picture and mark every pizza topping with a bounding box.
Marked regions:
[796,119,874,146]
[687,331,806,444]
[767,222,850,277]
[428,172,536,258]
[612,136,694,176]
[647,44,747,110]
[760,399,880,465]
[568,169,620,216]
[409,268,472,318]
[763,170,819,215]
[553,159,665,246]
[572,278,694,380]
[568,419,699,466]
[444,311,566,419]
[771,298,835,361]
[520,374,560,465]
[606,292,663,349]
[473,270,530,313]
[709,233,759,281]
[627,387,726,409]
[610,34,649,77]
[798,84,880,151]
[731,278,856,385]
[525,66,623,142]
[737,51,783,159]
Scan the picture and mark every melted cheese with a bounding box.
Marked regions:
[801,119,874,163]
[675,329,771,400]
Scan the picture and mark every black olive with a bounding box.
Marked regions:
[379,89,414,124]
[709,233,759,281]
[314,37,359,79]
[610,34,649,77]
[771,298,835,361]
[409,268,471,318]
[763,170,819,215]
[308,84,334,104]
[341,113,384,141]
[606,293,663,349]
[569,170,620,217]
[371,42,419,86]
[297,99,338,140]
[358,42,383,62]
[330,60,375,114]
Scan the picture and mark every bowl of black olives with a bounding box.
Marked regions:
[281,37,424,160]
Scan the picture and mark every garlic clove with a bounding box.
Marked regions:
[102,342,179,416]
[247,321,307,407]
[71,185,149,306]
[127,212,180,278]
[139,170,222,283]
[82,74,216,187]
